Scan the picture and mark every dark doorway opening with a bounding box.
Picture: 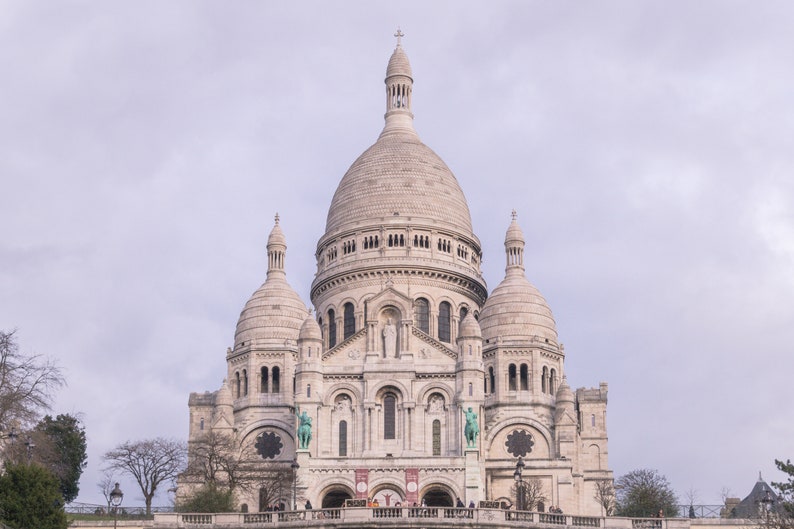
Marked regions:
[322,489,352,508]
[422,488,453,507]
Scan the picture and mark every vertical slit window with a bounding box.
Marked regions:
[343,303,355,340]
[384,394,396,440]
[508,364,517,391]
[328,309,337,348]
[272,367,280,393]
[520,364,529,391]
[339,421,348,456]
[438,302,451,343]
[432,420,441,456]
[415,298,429,333]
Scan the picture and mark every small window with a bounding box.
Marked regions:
[272,366,280,393]
[200,418,204,431]
[508,364,517,391]
[468,382,473,396]
[243,369,248,396]
[591,414,596,428]
[489,367,495,394]
[235,372,241,398]
[520,364,529,391]
[542,366,548,394]
[307,384,311,398]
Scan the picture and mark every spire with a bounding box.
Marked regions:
[382,28,416,136]
[504,210,526,275]
[267,213,287,274]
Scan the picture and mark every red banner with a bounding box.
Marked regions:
[405,468,419,505]
[355,468,369,499]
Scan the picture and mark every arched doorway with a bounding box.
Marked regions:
[322,489,352,508]
[422,488,453,507]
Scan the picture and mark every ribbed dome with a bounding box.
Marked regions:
[234,218,307,347]
[480,213,557,345]
[324,133,474,236]
[299,314,323,342]
[234,276,308,346]
[479,273,558,344]
[555,376,574,404]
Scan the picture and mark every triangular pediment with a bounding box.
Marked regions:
[412,327,457,360]
[321,327,367,363]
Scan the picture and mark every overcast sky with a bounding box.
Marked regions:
[2,1,793,508]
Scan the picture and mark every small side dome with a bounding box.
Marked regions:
[555,376,575,404]
[299,313,323,342]
[458,312,482,339]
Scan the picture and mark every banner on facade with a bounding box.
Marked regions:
[355,468,369,499]
[405,468,419,504]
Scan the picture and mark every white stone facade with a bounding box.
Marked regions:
[185,37,612,515]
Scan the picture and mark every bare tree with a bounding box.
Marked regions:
[253,464,296,511]
[103,437,186,515]
[98,470,117,511]
[511,478,547,511]
[0,329,64,431]
[183,431,254,493]
[594,479,616,516]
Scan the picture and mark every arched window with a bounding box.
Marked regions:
[318,316,323,340]
[272,366,280,393]
[438,302,451,343]
[520,364,529,391]
[242,369,248,396]
[235,372,241,398]
[339,420,348,456]
[550,368,557,394]
[484,373,488,393]
[384,394,396,440]
[508,364,517,391]
[468,382,473,396]
[343,303,355,340]
[200,417,204,431]
[260,367,269,393]
[489,367,495,394]
[328,309,337,348]
[591,414,596,428]
[432,420,441,456]
[459,306,468,333]
[415,298,429,333]
[307,384,311,398]
[542,366,548,394]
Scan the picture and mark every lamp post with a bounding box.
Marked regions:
[291,459,300,511]
[513,456,525,511]
[24,435,35,462]
[109,482,123,529]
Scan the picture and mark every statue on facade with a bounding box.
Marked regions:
[464,407,479,448]
[383,318,397,357]
[296,408,312,449]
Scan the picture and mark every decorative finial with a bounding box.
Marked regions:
[511,209,517,221]
[394,27,404,47]
[274,212,280,225]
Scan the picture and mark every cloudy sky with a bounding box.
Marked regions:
[2,1,793,508]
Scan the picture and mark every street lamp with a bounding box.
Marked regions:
[291,459,300,511]
[109,482,123,529]
[24,435,35,462]
[513,456,525,511]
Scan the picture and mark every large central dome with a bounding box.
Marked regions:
[324,133,474,236]
[321,40,475,241]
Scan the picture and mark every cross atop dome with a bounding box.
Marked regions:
[274,212,280,225]
[394,27,404,47]
[511,209,517,221]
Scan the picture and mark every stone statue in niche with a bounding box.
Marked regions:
[335,395,351,412]
[296,408,312,449]
[428,395,444,413]
[383,318,397,357]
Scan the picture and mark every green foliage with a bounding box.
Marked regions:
[615,468,679,518]
[0,462,67,529]
[772,459,794,521]
[35,414,88,503]
[176,484,236,513]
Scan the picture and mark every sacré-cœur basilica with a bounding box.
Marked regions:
[184,33,612,516]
